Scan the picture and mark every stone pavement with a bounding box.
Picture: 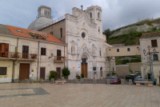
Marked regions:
[0,83,160,107]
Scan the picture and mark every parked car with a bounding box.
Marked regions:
[125,73,141,84]
[106,76,121,84]
[134,75,144,81]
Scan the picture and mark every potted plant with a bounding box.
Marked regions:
[12,52,19,58]
[31,54,37,59]
[62,67,70,79]
[80,74,84,82]
[76,74,81,80]
[49,71,57,83]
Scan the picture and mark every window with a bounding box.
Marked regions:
[56,67,61,79]
[93,67,96,71]
[57,49,61,60]
[60,28,63,38]
[40,67,45,80]
[151,40,157,47]
[45,10,49,17]
[41,48,46,55]
[153,54,159,61]
[44,10,47,16]
[100,67,103,77]
[127,48,130,52]
[0,43,9,57]
[98,27,100,32]
[117,49,120,52]
[90,13,92,19]
[98,12,100,19]
[0,67,7,75]
[22,45,29,58]
[81,32,86,38]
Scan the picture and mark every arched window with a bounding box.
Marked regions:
[98,12,100,19]
[100,67,103,77]
[45,10,48,16]
[81,32,86,38]
[90,12,92,19]
[100,49,101,56]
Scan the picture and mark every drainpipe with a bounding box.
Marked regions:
[12,38,19,83]
[37,41,40,80]
[64,44,65,67]
[12,61,15,83]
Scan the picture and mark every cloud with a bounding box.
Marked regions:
[0,0,160,30]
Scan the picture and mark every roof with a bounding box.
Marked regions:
[141,32,160,39]
[28,17,53,30]
[0,24,11,35]
[0,24,64,45]
[39,18,65,31]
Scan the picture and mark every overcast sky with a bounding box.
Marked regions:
[0,0,160,30]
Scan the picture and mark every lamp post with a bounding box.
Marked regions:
[143,46,157,82]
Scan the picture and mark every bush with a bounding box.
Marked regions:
[81,74,84,78]
[76,74,81,80]
[49,71,57,81]
[62,67,70,79]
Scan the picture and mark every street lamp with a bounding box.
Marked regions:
[143,46,158,81]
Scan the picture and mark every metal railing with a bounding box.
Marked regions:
[0,52,37,60]
[54,56,65,63]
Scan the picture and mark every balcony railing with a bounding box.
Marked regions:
[0,52,37,60]
[54,56,65,63]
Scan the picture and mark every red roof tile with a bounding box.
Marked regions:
[6,25,64,44]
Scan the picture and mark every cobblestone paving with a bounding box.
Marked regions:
[0,83,160,107]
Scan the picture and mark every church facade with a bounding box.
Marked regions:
[29,5,112,79]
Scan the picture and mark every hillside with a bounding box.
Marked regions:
[104,18,160,45]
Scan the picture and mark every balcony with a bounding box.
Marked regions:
[0,52,37,61]
[54,56,65,63]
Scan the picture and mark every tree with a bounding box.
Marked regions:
[49,71,57,81]
[62,67,70,79]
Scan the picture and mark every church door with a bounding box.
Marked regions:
[81,58,88,78]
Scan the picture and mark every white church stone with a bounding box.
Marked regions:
[28,5,113,80]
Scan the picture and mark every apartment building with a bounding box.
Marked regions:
[140,32,160,84]
[0,24,65,83]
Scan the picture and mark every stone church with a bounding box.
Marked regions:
[28,5,112,79]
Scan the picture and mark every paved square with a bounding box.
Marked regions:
[0,83,160,107]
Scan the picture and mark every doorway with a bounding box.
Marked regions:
[19,63,30,80]
[81,58,88,78]
[22,45,29,59]
[56,67,61,79]
[40,67,46,80]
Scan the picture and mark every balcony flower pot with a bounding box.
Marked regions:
[31,54,37,59]
[12,53,19,58]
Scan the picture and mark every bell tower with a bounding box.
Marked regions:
[87,6,102,23]
[87,5,103,34]
[38,5,52,19]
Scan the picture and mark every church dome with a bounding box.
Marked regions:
[28,17,53,30]
[28,5,53,30]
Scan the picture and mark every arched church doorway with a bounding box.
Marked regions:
[81,56,88,78]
